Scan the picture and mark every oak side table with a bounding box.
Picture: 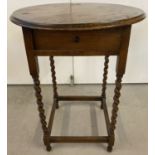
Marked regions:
[10,3,145,152]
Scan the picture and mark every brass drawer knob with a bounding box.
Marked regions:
[74,35,80,43]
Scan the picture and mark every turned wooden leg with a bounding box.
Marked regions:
[49,56,59,109]
[107,74,123,152]
[32,76,51,151]
[101,56,109,109]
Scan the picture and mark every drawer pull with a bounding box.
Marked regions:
[74,36,80,43]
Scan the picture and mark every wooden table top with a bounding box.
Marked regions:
[10,3,145,30]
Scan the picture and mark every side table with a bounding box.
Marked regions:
[10,3,145,152]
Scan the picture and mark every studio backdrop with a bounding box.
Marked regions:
[8,0,148,84]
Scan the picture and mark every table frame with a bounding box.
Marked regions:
[22,26,131,152]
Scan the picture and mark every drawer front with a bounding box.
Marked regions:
[33,29,122,55]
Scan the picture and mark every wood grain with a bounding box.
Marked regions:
[10,3,145,30]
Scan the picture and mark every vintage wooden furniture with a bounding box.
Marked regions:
[10,3,145,152]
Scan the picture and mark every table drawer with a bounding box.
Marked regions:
[33,29,122,55]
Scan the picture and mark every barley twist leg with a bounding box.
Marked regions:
[49,56,59,109]
[107,74,123,152]
[33,76,51,151]
[101,56,109,109]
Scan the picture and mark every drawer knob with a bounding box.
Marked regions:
[74,36,80,43]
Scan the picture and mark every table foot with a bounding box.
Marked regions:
[46,145,52,152]
[107,145,113,152]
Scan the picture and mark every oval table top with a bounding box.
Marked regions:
[10,3,145,30]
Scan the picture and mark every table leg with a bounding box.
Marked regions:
[107,74,123,152]
[22,28,51,151]
[49,56,59,109]
[32,75,51,151]
[107,26,131,151]
[101,56,109,109]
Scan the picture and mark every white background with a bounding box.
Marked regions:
[7,0,148,84]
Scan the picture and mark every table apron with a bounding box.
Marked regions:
[31,29,123,56]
